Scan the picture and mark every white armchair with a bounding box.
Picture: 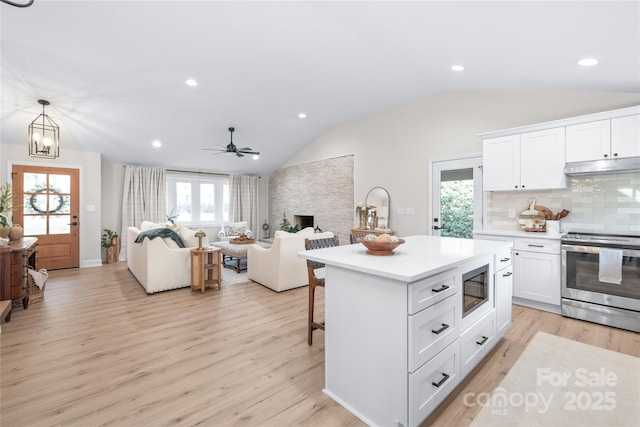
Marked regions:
[218,221,253,241]
[247,227,335,292]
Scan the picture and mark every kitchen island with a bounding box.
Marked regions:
[299,235,512,427]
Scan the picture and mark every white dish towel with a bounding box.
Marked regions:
[28,267,48,290]
[598,248,623,285]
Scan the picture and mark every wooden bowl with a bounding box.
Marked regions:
[357,238,405,256]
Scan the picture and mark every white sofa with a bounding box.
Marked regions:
[247,227,335,292]
[127,221,210,294]
[217,221,253,242]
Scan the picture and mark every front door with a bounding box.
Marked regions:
[12,165,80,270]
[430,156,483,239]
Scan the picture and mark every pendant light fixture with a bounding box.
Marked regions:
[28,99,60,159]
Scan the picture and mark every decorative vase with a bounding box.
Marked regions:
[8,224,24,241]
[359,210,367,229]
[105,237,121,263]
[0,225,10,239]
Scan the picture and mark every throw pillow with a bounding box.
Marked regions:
[225,226,246,237]
[141,221,164,231]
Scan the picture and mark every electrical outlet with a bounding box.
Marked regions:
[508,208,516,218]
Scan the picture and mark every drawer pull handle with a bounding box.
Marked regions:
[527,244,544,248]
[502,272,513,277]
[476,336,489,346]
[432,285,450,293]
[432,373,450,388]
[432,323,449,334]
[500,257,510,262]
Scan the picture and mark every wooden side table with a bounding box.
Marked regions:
[191,247,222,293]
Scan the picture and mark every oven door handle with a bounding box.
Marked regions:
[562,244,640,257]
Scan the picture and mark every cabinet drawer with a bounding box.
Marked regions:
[495,247,512,270]
[408,294,461,373]
[460,309,496,378]
[514,238,560,254]
[408,268,459,315]
[409,339,460,427]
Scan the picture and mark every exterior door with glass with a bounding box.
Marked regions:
[12,165,80,270]
[430,156,483,239]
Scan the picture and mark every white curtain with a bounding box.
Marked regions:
[121,165,167,255]
[229,174,259,238]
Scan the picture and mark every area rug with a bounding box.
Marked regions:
[469,332,640,426]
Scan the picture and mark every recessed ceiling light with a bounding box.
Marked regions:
[451,65,464,72]
[253,154,260,160]
[185,79,198,86]
[578,58,599,67]
[152,140,162,148]
[298,113,307,119]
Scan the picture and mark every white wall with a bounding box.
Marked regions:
[285,91,640,236]
[0,144,103,266]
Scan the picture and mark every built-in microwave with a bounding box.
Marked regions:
[461,256,493,329]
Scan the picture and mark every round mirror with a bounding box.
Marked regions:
[365,187,390,229]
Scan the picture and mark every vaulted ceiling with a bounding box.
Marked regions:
[2,1,638,175]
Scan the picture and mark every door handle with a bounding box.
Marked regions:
[432,372,450,388]
[431,323,449,334]
[476,336,489,345]
[432,285,450,293]
[433,225,443,230]
[502,272,513,277]
[69,222,78,226]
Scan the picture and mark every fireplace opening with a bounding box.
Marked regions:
[294,215,314,230]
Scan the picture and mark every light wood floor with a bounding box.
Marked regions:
[1,263,638,427]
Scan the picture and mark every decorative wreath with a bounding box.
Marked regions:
[28,185,67,214]
[262,221,270,231]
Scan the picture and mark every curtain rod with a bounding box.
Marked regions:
[122,165,229,177]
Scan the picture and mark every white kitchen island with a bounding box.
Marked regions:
[299,235,513,427]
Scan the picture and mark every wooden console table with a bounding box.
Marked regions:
[191,247,222,293]
[0,237,38,310]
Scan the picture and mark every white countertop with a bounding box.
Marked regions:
[474,229,562,240]
[298,235,511,283]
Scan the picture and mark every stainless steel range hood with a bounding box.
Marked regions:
[564,157,640,176]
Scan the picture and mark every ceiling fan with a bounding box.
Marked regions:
[202,127,259,158]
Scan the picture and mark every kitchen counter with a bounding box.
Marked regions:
[298,235,511,427]
[474,228,562,240]
[300,234,511,282]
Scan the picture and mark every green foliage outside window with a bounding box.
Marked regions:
[440,180,473,239]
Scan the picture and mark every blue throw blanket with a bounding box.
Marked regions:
[135,228,185,248]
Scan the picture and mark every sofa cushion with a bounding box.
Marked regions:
[176,226,209,248]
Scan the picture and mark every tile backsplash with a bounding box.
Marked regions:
[486,172,640,234]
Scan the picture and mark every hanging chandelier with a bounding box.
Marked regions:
[28,99,60,159]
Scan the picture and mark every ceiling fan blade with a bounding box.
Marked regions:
[238,150,259,155]
[236,152,244,157]
[202,148,225,151]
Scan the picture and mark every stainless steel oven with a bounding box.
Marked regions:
[561,232,640,332]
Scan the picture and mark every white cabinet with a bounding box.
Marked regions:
[495,264,513,337]
[512,237,560,308]
[460,309,496,378]
[611,115,640,159]
[566,115,640,162]
[483,134,520,191]
[494,246,513,338]
[483,127,566,191]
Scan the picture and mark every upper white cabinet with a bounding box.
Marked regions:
[483,127,566,191]
[611,115,640,159]
[566,114,640,162]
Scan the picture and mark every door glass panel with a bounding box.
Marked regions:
[50,215,71,234]
[50,174,71,193]
[24,215,46,235]
[24,172,46,190]
[440,168,474,239]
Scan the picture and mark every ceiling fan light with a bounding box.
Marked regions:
[253,154,259,160]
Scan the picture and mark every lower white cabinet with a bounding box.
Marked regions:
[460,309,496,378]
[409,338,461,427]
[408,293,461,373]
[513,241,560,307]
[495,264,513,337]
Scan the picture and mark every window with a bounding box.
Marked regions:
[166,172,229,226]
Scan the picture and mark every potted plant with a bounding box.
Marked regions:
[102,228,120,264]
[0,183,13,238]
